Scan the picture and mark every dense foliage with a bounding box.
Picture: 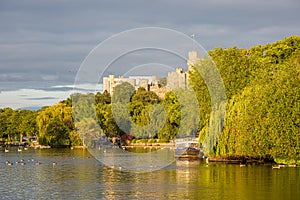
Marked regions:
[36,100,79,147]
[189,36,300,164]
[0,108,38,142]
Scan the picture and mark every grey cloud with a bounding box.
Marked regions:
[37,86,94,92]
[24,97,58,100]
[0,0,299,94]
[0,72,74,83]
[37,86,74,92]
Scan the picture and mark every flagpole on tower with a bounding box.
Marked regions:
[191,33,195,50]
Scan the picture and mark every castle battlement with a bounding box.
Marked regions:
[102,51,200,98]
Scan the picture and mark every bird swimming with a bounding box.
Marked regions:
[36,162,42,166]
[272,165,280,169]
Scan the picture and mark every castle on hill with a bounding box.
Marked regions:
[102,51,200,99]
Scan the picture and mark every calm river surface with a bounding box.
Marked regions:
[0,148,299,200]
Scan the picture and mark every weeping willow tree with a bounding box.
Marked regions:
[36,102,75,146]
[189,57,226,155]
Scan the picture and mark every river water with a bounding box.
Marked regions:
[0,148,299,200]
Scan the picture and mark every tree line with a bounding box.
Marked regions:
[0,86,196,147]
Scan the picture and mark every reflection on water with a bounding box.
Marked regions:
[0,148,299,200]
[90,146,175,173]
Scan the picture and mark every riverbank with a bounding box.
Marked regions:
[207,156,274,164]
[122,142,298,165]
[123,142,175,149]
[3,141,297,165]
[207,155,300,165]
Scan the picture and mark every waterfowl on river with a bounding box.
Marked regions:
[205,157,209,164]
[4,148,9,153]
[7,162,13,166]
[18,148,22,152]
[240,163,247,167]
[36,162,42,166]
[272,165,281,169]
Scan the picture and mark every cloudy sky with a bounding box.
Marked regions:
[0,0,299,109]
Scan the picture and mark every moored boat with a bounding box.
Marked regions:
[175,138,202,160]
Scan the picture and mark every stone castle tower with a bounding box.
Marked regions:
[187,51,200,71]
